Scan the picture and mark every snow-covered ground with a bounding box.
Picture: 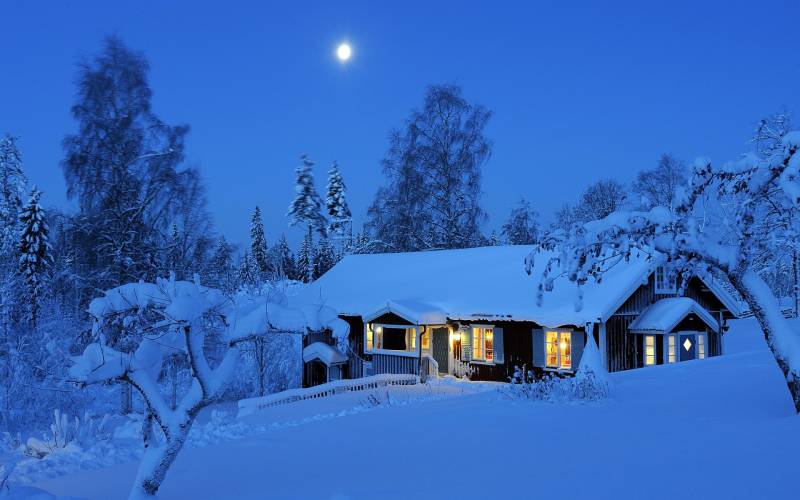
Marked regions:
[14,318,800,499]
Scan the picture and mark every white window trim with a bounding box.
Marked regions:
[654,266,677,294]
[544,328,573,372]
[665,334,677,364]
[365,323,418,354]
[470,325,496,363]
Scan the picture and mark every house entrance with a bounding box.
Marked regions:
[431,327,449,374]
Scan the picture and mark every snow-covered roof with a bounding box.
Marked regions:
[697,273,744,318]
[628,297,719,334]
[293,245,656,328]
[363,299,448,325]
[302,342,348,365]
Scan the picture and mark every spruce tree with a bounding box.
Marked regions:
[237,251,259,290]
[18,188,52,326]
[209,236,235,293]
[0,135,28,255]
[287,155,327,280]
[271,234,297,281]
[313,236,337,280]
[326,161,352,236]
[250,206,269,280]
[296,230,313,283]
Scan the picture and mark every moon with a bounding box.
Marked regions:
[336,43,352,62]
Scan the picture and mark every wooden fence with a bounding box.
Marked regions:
[238,373,419,416]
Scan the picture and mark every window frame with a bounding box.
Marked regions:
[471,325,495,364]
[666,334,677,363]
[365,323,418,355]
[654,266,677,294]
[644,335,656,366]
[544,329,573,371]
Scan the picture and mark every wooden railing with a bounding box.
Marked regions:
[238,373,419,416]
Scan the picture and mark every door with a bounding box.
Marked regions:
[679,334,696,361]
[432,327,449,374]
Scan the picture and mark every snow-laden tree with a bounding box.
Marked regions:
[288,155,327,281]
[526,131,800,411]
[326,161,352,238]
[270,234,297,282]
[69,276,348,498]
[366,84,491,251]
[288,155,327,236]
[313,236,337,280]
[250,206,270,280]
[0,135,27,255]
[237,251,259,290]
[296,230,313,283]
[207,236,236,294]
[501,198,540,245]
[632,153,687,211]
[18,188,52,327]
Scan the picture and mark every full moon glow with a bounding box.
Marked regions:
[336,43,352,62]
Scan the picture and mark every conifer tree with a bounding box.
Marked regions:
[296,230,313,283]
[288,155,327,280]
[237,251,259,290]
[250,206,269,280]
[326,161,352,237]
[271,234,297,281]
[313,236,337,280]
[209,235,235,293]
[18,188,52,326]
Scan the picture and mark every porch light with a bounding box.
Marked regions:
[560,340,567,351]
[376,326,382,334]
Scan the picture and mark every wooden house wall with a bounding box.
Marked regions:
[373,353,419,375]
[607,274,726,372]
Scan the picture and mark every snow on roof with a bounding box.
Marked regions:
[302,342,348,365]
[628,297,720,334]
[697,273,744,318]
[363,299,448,325]
[293,245,656,328]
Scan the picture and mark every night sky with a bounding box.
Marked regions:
[2,0,798,248]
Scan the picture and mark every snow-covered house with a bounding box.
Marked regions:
[293,245,741,385]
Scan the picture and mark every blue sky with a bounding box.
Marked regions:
[2,0,798,249]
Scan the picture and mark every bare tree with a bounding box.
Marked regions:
[366,84,492,251]
[632,153,688,210]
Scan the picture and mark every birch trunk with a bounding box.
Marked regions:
[729,269,800,413]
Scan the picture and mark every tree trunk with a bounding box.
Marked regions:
[728,269,800,413]
[121,382,133,414]
[129,415,193,499]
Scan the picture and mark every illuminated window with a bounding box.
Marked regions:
[471,326,494,362]
[366,324,417,352]
[421,331,429,350]
[644,335,655,366]
[667,335,676,363]
[655,266,677,294]
[698,334,706,359]
[545,330,572,370]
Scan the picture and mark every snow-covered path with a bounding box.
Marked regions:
[30,319,800,499]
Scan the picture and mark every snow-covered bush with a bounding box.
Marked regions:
[505,369,608,403]
[24,410,110,459]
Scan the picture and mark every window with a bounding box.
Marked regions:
[654,266,677,294]
[698,334,706,359]
[365,324,417,353]
[644,335,656,366]
[421,331,430,350]
[667,334,676,363]
[472,326,494,362]
[545,330,572,370]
